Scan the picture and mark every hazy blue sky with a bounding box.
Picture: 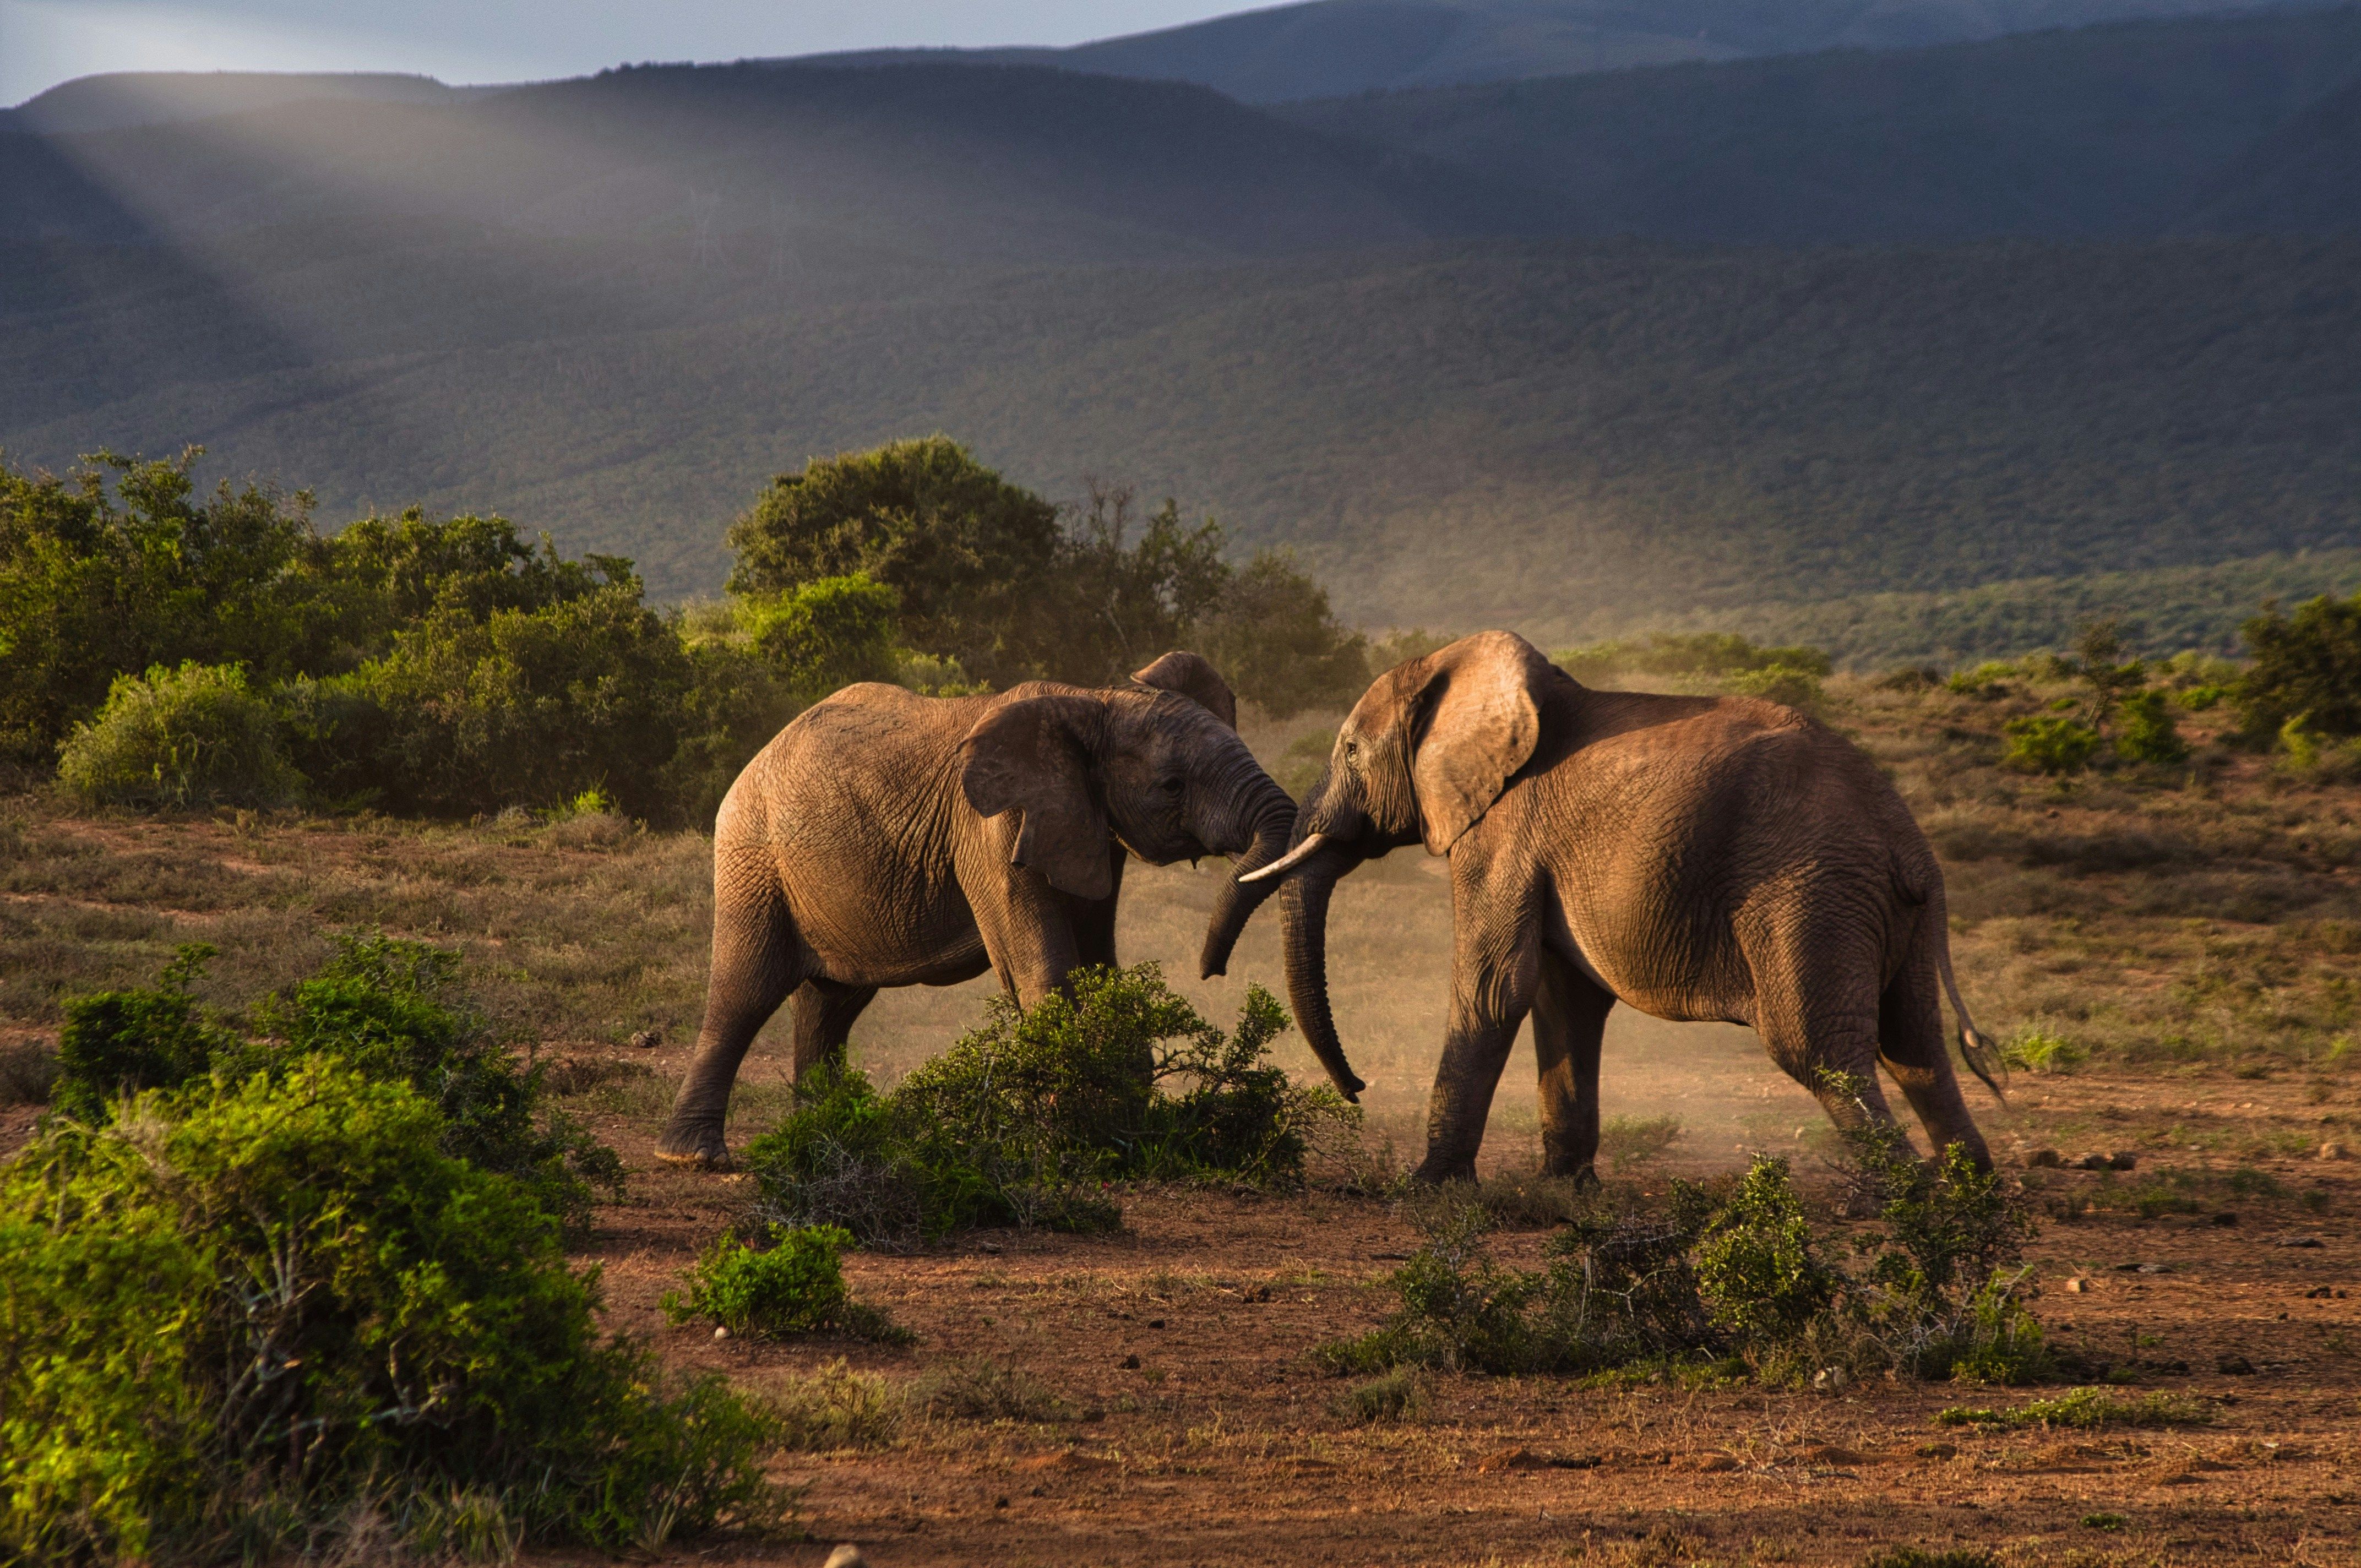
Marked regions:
[2,1,1258,105]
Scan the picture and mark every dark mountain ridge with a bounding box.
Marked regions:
[790,0,2325,102]
[1279,4,2361,242]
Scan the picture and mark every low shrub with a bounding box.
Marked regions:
[917,1358,1068,1422]
[0,1059,785,1561]
[1321,1112,2047,1389]
[48,935,622,1241]
[1861,1550,2000,1568]
[1600,1113,1684,1169]
[2002,1028,2086,1075]
[2001,714,2100,775]
[766,1360,906,1451]
[1725,663,1825,708]
[2114,688,2187,765]
[56,661,302,810]
[0,1041,58,1106]
[663,1223,904,1342]
[746,966,1348,1243]
[1936,1387,2213,1430]
[50,943,247,1121]
[1332,1366,1427,1424]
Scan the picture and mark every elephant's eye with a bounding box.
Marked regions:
[1158,776,1185,797]
[1343,739,1359,764]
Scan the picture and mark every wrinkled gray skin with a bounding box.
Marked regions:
[655,652,1297,1167]
[1268,630,2005,1186]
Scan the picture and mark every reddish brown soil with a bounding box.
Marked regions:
[541,1043,2361,1568]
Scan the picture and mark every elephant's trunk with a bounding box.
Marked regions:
[1199,780,1298,979]
[1279,836,1368,1102]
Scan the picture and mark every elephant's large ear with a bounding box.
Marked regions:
[1130,651,1237,730]
[1409,631,1550,853]
[959,695,1114,899]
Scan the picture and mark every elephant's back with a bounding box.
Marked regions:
[720,683,978,851]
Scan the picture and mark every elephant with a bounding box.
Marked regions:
[1245,629,2006,1186]
[655,651,1298,1166]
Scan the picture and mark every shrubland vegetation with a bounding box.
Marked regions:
[744,965,1353,1246]
[1,439,1366,822]
[1,940,785,1560]
[1320,1095,2049,1391]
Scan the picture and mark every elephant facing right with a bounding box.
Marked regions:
[1250,630,2008,1186]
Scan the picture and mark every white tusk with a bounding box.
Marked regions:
[1237,832,1329,884]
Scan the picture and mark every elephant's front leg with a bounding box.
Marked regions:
[1532,950,1614,1184]
[1416,895,1542,1185]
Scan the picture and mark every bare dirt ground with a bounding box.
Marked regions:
[5,678,2359,1565]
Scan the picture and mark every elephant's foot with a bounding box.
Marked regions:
[654,1119,732,1169]
[1541,1159,1601,1189]
[1408,1154,1479,1187]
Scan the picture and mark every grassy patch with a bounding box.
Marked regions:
[763,1360,905,1452]
[1936,1387,2215,1430]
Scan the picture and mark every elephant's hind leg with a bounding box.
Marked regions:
[791,979,878,1081]
[1532,950,1614,1183]
[1741,913,1905,1148]
[1878,928,1993,1169]
[658,862,806,1167]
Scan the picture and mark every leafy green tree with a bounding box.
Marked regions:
[2238,591,2361,741]
[345,573,694,818]
[740,573,904,702]
[1194,551,1370,719]
[1051,485,1232,684]
[0,449,329,766]
[725,437,1060,685]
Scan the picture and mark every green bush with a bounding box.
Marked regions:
[342,579,694,820]
[739,573,904,703]
[2001,713,2101,774]
[56,661,302,809]
[665,1223,856,1337]
[50,943,248,1123]
[1192,551,1370,718]
[2113,688,2188,764]
[2238,590,2361,741]
[2002,1028,2087,1074]
[1555,632,1830,686]
[1724,663,1825,707]
[1936,1387,2213,1430]
[1694,1157,1838,1341]
[48,936,622,1241]
[725,437,1062,688]
[0,1059,784,1561]
[746,966,1345,1243]
[1321,1112,2046,1387]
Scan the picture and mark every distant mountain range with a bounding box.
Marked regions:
[797,0,2323,102]
[3,4,2357,662]
[1282,6,2361,241]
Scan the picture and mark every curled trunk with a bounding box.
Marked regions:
[1199,787,1298,979]
[1279,839,1368,1101]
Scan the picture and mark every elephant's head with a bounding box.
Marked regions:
[957,652,1298,977]
[1243,630,1555,1100]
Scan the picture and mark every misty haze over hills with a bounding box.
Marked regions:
[3,2,2358,662]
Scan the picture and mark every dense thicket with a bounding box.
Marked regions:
[4,942,780,1558]
[1,440,1364,817]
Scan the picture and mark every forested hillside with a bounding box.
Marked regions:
[4,23,2358,664]
[1279,6,2361,242]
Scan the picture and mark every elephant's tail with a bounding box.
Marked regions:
[1927,879,2008,1104]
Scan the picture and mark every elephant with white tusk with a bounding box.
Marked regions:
[655,651,1298,1167]
[1261,629,2006,1186]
